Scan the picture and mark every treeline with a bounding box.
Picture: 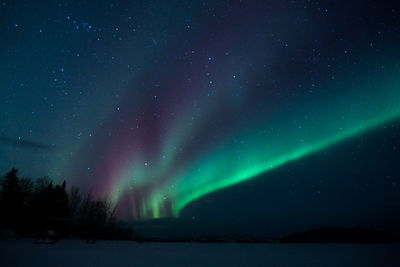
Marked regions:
[0,168,132,241]
[280,227,398,243]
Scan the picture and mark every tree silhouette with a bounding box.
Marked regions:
[0,168,25,227]
[0,168,132,240]
[68,186,82,220]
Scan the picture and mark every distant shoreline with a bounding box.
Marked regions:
[3,226,398,244]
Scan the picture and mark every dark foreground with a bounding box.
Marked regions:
[1,240,400,267]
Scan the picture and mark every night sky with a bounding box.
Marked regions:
[1,0,400,235]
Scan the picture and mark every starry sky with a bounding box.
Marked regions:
[1,0,400,233]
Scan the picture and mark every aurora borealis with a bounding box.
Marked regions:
[1,0,400,223]
[104,68,400,219]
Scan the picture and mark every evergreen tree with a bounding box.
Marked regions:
[0,168,23,226]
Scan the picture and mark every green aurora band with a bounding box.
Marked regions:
[109,70,400,219]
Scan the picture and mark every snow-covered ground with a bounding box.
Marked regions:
[1,240,400,266]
